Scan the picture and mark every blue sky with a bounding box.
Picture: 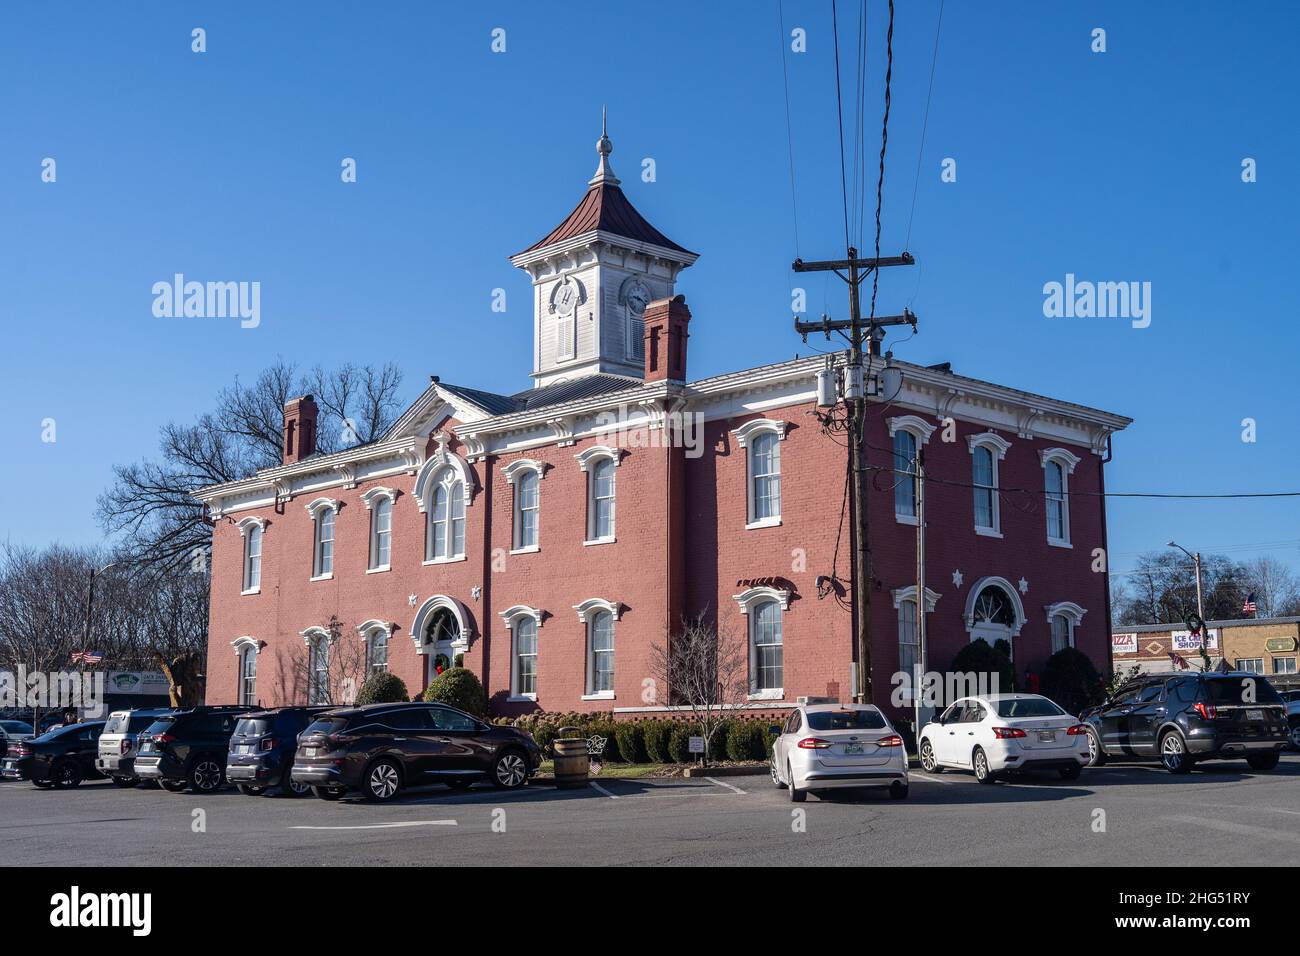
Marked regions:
[2,1,1298,583]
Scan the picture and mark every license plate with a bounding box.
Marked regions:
[843,744,865,755]
[1246,709,1264,721]
[1037,731,1056,742]
[3,760,14,770]
[237,743,252,754]
[302,747,317,758]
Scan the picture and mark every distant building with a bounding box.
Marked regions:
[1111,617,1300,677]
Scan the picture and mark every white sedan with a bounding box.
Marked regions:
[770,703,909,801]
[918,694,1089,783]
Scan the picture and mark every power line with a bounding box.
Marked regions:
[905,0,944,253]
[830,0,851,252]
[868,0,895,320]
[777,0,800,258]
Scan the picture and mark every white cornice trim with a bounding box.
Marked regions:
[502,458,549,484]
[359,486,399,510]
[303,497,340,517]
[356,619,395,639]
[887,414,937,444]
[1045,601,1088,625]
[1040,447,1082,474]
[299,625,333,647]
[732,586,791,614]
[413,439,477,512]
[509,229,699,270]
[572,598,623,623]
[730,418,790,449]
[230,636,262,657]
[966,431,1012,459]
[499,604,544,628]
[891,585,942,613]
[236,516,265,536]
[575,445,625,471]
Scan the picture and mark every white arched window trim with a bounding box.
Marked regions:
[230,636,263,657]
[577,447,621,545]
[506,460,545,554]
[890,585,942,613]
[962,576,1027,637]
[886,415,937,444]
[574,445,624,471]
[572,598,623,622]
[732,585,792,614]
[231,637,261,706]
[1040,447,1080,548]
[355,619,395,640]
[237,517,265,595]
[967,432,1011,538]
[414,451,475,513]
[359,486,398,509]
[1044,601,1087,626]
[303,497,340,517]
[304,498,339,581]
[574,599,622,700]
[409,595,473,654]
[732,419,789,530]
[502,459,549,483]
[500,605,544,701]
[300,626,334,705]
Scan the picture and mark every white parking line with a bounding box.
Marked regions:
[589,782,620,799]
[291,820,457,830]
[705,777,746,794]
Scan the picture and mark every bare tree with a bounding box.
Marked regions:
[1242,556,1300,618]
[1111,551,1250,625]
[648,614,750,765]
[281,615,369,708]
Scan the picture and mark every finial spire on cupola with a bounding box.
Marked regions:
[589,106,620,187]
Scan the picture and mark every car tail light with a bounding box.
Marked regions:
[797,737,832,749]
[152,733,176,746]
[120,739,130,754]
[876,734,904,748]
[1193,702,1217,720]
[260,737,277,751]
[1066,724,1088,736]
[15,743,31,756]
[992,727,1027,739]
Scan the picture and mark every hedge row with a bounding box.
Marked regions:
[495,711,778,764]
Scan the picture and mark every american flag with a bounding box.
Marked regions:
[1168,651,1190,671]
[70,650,104,665]
[1242,593,1258,615]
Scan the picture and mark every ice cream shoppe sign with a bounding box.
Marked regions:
[1171,629,1220,652]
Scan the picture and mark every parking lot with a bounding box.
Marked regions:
[4,754,1300,866]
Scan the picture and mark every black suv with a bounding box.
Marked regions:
[1082,671,1290,773]
[134,706,255,793]
[291,702,542,801]
[227,706,331,796]
[2,721,107,788]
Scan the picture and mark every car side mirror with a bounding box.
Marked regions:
[933,715,945,726]
[768,725,781,736]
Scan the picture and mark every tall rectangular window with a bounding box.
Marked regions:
[313,508,335,577]
[589,611,615,694]
[751,601,784,692]
[1045,462,1068,542]
[893,430,917,518]
[514,471,539,549]
[973,446,995,531]
[1050,614,1072,654]
[514,618,538,697]
[591,458,616,541]
[750,431,781,522]
[898,599,919,703]
[243,525,262,591]
[370,498,392,569]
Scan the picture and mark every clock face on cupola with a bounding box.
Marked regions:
[509,111,699,387]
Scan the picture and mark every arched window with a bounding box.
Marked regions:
[514,470,539,550]
[588,610,615,695]
[590,458,616,541]
[366,628,389,675]
[369,497,392,570]
[892,429,917,519]
[750,600,784,693]
[308,635,330,704]
[898,597,918,697]
[750,431,781,523]
[313,506,335,577]
[238,644,257,705]
[1050,613,1072,654]
[1040,448,1079,546]
[967,432,1011,535]
[426,469,466,561]
[242,523,263,592]
[973,587,1016,627]
[513,617,538,698]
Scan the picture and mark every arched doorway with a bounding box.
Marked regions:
[409,595,473,689]
[963,577,1027,660]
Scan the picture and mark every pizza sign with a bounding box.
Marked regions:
[1111,633,1138,654]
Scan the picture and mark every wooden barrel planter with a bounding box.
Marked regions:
[552,735,590,789]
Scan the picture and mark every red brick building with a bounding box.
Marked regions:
[196,128,1131,720]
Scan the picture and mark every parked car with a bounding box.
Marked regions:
[291,702,542,802]
[1081,671,1290,773]
[918,694,1089,783]
[96,708,175,787]
[769,702,909,801]
[1,721,107,788]
[134,706,254,793]
[0,720,34,745]
[227,706,331,796]
[1279,689,1300,749]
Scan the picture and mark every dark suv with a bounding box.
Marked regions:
[1082,672,1290,773]
[227,706,331,797]
[97,708,175,787]
[291,702,542,801]
[134,706,254,793]
[2,721,106,788]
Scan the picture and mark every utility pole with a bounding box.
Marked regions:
[1168,541,1210,669]
[794,248,917,703]
[914,446,927,732]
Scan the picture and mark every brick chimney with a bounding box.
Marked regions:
[643,295,691,383]
[282,395,318,464]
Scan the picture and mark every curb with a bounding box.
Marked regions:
[682,765,766,778]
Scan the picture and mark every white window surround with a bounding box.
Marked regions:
[500,605,543,701]
[967,432,1011,537]
[886,415,937,444]
[303,497,340,517]
[305,498,338,580]
[890,585,942,613]
[730,418,790,449]
[237,517,265,594]
[732,585,792,614]
[413,450,476,513]
[574,445,625,471]
[1040,447,1079,548]
[299,625,335,648]
[962,576,1028,636]
[1044,601,1087,627]
[236,516,267,534]
[355,619,395,641]
[508,462,543,553]
[409,595,472,653]
[230,636,263,657]
[359,486,399,509]
[499,604,545,628]
[576,600,621,699]
[572,598,623,622]
[502,459,549,483]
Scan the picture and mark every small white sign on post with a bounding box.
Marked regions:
[688,736,706,755]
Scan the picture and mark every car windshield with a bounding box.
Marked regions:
[104,713,130,734]
[302,717,348,736]
[1205,677,1283,705]
[1,721,33,734]
[141,717,176,737]
[995,698,1065,718]
[805,709,887,731]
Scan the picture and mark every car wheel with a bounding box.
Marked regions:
[281,768,311,797]
[787,762,806,802]
[364,759,402,801]
[1159,730,1192,774]
[160,779,188,793]
[110,776,139,788]
[1085,728,1107,767]
[1289,720,1300,751]
[51,760,82,789]
[446,778,475,790]
[889,781,909,800]
[312,785,345,801]
[236,784,264,796]
[189,758,225,794]
[770,756,787,789]
[919,739,942,773]
[973,747,995,784]
[1058,763,1082,781]
[492,750,528,790]
[1246,752,1280,772]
